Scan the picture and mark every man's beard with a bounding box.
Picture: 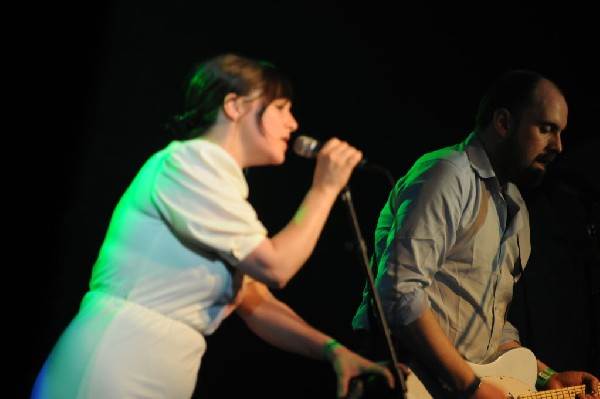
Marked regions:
[500,133,546,191]
[514,166,546,191]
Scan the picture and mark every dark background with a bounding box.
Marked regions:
[19,1,599,398]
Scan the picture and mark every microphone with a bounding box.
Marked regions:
[292,135,323,159]
[292,135,396,186]
[292,135,367,166]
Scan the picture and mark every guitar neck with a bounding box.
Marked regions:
[519,383,599,399]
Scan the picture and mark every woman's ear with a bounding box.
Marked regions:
[223,93,240,121]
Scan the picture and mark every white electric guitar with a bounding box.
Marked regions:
[404,347,593,399]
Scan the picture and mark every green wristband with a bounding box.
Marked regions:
[536,367,557,390]
[322,338,342,360]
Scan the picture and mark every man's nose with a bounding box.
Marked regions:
[550,133,563,153]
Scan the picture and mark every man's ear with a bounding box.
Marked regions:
[223,93,240,121]
[493,108,511,138]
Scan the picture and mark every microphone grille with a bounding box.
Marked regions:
[293,135,320,158]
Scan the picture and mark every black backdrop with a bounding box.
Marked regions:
[20,2,599,398]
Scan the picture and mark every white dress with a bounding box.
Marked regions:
[32,139,267,398]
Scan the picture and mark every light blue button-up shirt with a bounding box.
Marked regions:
[353,132,529,363]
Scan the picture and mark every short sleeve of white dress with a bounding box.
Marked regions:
[152,139,267,266]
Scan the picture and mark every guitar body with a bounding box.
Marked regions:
[406,347,537,399]
[405,347,539,399]
[403,347,593,398]
[470,347,537,397]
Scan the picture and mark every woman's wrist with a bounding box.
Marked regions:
[322,338,342,361]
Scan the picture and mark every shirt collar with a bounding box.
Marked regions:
[464,131,527,218]
[464,131,496,180]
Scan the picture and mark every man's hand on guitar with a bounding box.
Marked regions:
[545,371,600,399]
